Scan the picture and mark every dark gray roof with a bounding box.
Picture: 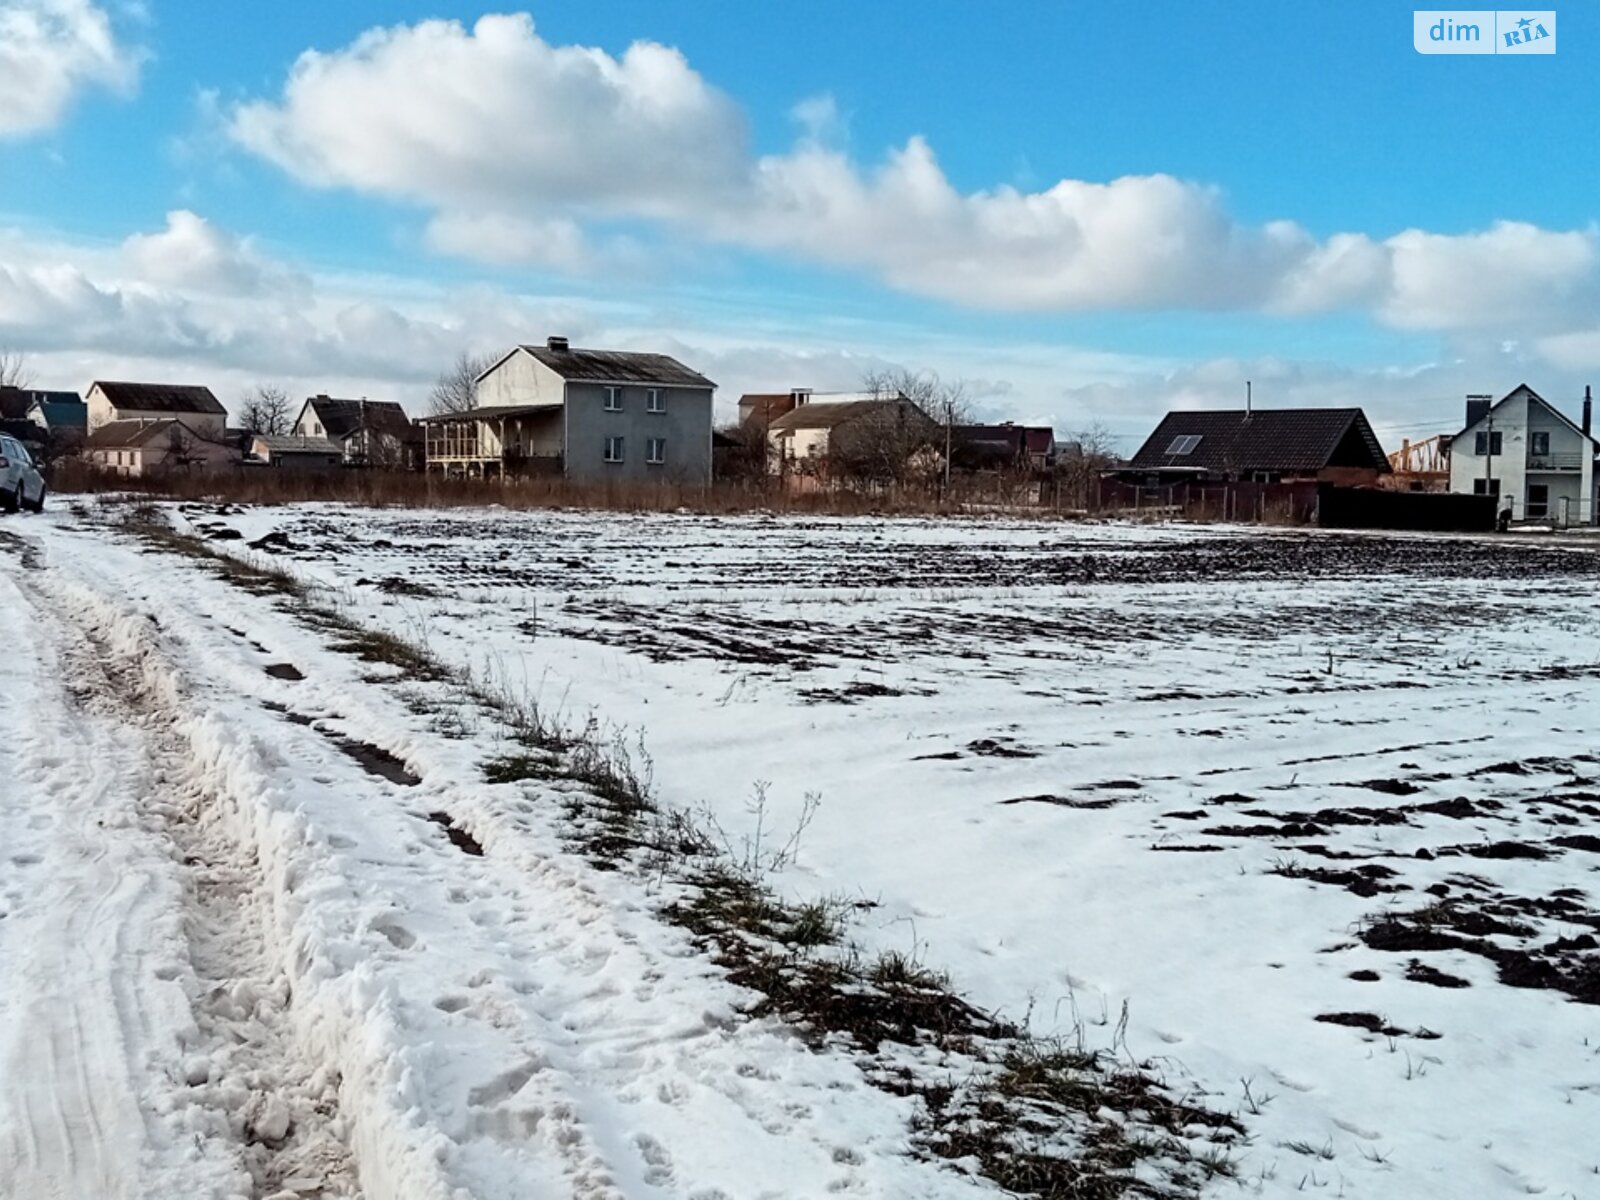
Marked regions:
[91,381,226,416]
[0,388,83,423]
[254,434,342,456]
[1128,408,1390,475]
[301,397,413,441]
[518,344,714,389]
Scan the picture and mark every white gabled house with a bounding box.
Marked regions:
[1446,384,1599,525]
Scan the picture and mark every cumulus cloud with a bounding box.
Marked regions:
[230,13,746,215]
[223,13,1600,335]
[120,210,293,295]
[1381,222,1599,331]
[0,0,141,137]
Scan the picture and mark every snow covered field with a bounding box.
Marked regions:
[3,503,1599,1199]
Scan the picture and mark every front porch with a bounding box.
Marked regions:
[421,405,563,478]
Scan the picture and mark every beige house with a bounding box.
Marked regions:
[249,433,343,470]
[86,419,237,477]
[86,381,227,436]
[766,393,938,477]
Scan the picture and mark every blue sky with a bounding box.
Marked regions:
[2,1,1597,442]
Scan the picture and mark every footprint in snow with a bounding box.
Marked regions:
[1333,1117,1382,1140]
[634,1133,674,1185]
[369,917,417,950]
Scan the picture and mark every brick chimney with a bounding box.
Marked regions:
[547,335,570,352]
[1584,385,1593,437]
[1466,395,1492,427]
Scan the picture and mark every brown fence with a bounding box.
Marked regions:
[1098,478,1497,532]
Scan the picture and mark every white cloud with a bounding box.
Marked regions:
[0,0,141,137]
[121,209,294,295]
[223,13,1600,335]
[1381,221,1599,331]
[230,14,746,215]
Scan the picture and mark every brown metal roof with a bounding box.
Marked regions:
[768,399,900,432]
[91,381,226,416]
[519,344,713,389]
[86,419,184,449]
[1128,408,1390,474]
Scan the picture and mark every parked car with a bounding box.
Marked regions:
[0,434,46,513]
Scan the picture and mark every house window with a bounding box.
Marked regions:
[1527,484,1549,517]
[604,435,625,463]
[1473,478,1501,498]
[1165,434,1202,455]
[604,387,623,411]
[1474,430,1503,456]
[646,388,665,414]
[1530,431,1550,456]
[647,437,666,465]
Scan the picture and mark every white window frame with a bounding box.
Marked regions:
[604,435,625,463]
[646,388,665,414]
[604,386,623,411]
[646,437,666,465]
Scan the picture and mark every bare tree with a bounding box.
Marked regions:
[858,367,970,492]
[239,384,291,435]
[716,419,770,482]
[0,348,34,389]
[163,424,205,471]
[1054,423,1122,509]
[429,351,491,415]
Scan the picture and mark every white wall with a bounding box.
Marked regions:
[476,350,565,409]
[1449,388,1596,524]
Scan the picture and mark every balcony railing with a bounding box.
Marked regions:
[1526,452,1584,472]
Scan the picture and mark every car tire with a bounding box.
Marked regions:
[23,483,45,513]
[1,484,18,514]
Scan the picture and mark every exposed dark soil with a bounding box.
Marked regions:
[798,680,907,704]
[1269,861,1405,898]
[1405,960,1471,989]
[1361,899,1600,1005]
[264,663,305,681]
[1314,1012,1438,1039]
[1001,794,1122,810]
[965,738,1040,759]
[426,811,484,856]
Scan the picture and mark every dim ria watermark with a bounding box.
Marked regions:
[1415,10,1555,53]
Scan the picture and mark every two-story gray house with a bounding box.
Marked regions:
[420,337,715,483]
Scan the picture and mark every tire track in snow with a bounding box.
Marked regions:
[0,549,207,1200]
[54,593,365,1200]
[1,537,362,1200]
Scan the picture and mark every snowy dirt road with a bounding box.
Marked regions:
[0,517,990,1200]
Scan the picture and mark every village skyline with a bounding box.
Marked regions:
[3,2,1598,449]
